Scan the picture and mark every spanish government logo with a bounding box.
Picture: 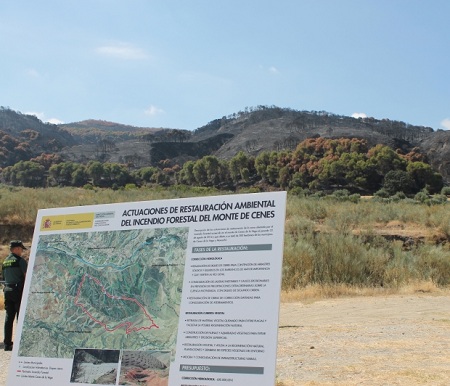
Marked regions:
[40,213,95,231]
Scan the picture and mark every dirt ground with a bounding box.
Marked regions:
[276,294,450,386]
[1,294,449,386]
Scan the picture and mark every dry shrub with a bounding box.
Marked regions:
[0,188,449,309]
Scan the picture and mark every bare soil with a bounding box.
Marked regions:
[276,294,450,385]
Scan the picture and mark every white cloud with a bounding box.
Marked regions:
[352,112,367,119]
[257,65,280,74]
[269,66,279,74]
[96,42,149,60]
[26,111,64,124]
[47,118,64,125]
[440,118,450,130]
[26,68,41,78]
[144,105,165,116]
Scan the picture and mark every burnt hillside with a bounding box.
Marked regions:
[1,105,449,183]
[0,107,77,167]
[191,107,434,158]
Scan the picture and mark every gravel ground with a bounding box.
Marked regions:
[1,294,449,386]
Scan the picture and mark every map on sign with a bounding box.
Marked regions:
[19,227,188,359]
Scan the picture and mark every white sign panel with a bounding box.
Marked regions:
[8,191,287,386]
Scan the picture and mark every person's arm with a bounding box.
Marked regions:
[1,259,5,281]
[20,258,27,277]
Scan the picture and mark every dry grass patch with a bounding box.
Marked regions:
[280,281,448,304]
[276,381,297,386]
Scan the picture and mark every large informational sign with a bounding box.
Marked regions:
[8,191,286,386]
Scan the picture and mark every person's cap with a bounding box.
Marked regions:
[9,240,27,250]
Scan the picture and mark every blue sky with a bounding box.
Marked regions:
[1,1,450,131]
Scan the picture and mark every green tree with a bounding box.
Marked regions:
[134,166,158,185]
[9,161,46,187]
[152,170,170,185]
[367,145,406,175]
[1,166,13,184]
[255,151,270,181]
[71,164,89,187]
[229,151,249,183]
[289,171,308,189]
[193,159,208,185]
[266,165,279,184]
[86,161,104,186]
[178,161,196,185]
[203,155,221,185]
[383,170,414,195]
[49,161,77,186]
[278,166,290,189]
[316,152,373,192]
[102,163,131,187]
[406,161,443,194]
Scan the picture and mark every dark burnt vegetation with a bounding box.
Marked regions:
[0,106,447,195]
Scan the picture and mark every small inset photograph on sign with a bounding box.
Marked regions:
[119,350,170,386]
[70,348,120,385]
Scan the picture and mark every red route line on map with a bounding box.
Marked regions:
[74,273,159,334]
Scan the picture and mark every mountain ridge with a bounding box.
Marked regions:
[1,106,449,183]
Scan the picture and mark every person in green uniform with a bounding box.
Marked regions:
[2,240,27,351]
